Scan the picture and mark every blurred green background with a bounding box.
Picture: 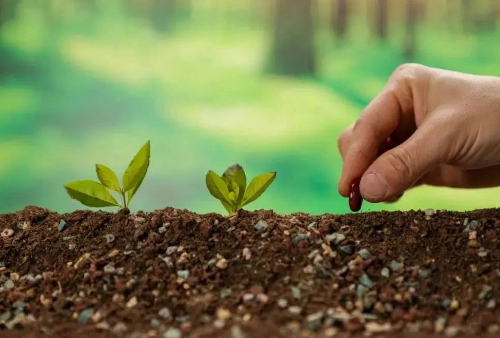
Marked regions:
[1,0,500,215]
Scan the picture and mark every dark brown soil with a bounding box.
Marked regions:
[1,206,500,338]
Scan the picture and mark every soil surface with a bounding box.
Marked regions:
[1,206,500,338]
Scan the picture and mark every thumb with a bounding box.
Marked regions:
[359,126,447,202]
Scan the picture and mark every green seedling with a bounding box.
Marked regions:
[206,164,276,214]
[64,141,150,209]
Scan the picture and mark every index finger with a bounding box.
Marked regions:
[338,66,418,197]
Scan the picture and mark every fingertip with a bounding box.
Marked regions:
[338,183,349,197]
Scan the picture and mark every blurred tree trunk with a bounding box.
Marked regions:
[403,0,418,60]
[461,0,472,32]
[374,0,388,40]
[332,0,347,38]
[150,0,177,32]
[0,0,19,28]
[268,0,316,76]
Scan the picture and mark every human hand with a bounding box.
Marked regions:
[338,64,500,203]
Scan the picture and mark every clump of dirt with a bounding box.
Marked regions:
[1,206,500,338]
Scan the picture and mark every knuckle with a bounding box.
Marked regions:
[386,147,414,180]
[390,63,424,84]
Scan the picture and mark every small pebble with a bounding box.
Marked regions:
[4,279,14,289]
[126,296,138,309]
[213,320,225,329]
[242,294,254,302]
[177,270,190,279]
[57,220,67,232]
[303,265,315,274]
[104,264,116,274]
[306,312,323,330]
[478,248,488,257]
[257,293,269,304]
[231,325,245,338]
[356,284,370,298]
[277,299,288,309]
[108,249,120,257]
[288,306,302,315]
[216,308,231,321]
[175,315,191,323]
[163,327,182,338]
[0,312,11,322]
[242,248,251,260]
[112,322,128,335]
[159,308,172,320]
[381,267,390,278]
[365,322,391,333]
[359,274,373,289]
[1,229,14,238]
[68,243,76,250]
[166,246,178,255]
[424,208,435,216]
[444,326,460,337]
[216,258,228,270]
[464,220,479,233]
[77,308,94,324]
[339,244,354,255]
[105,234,115,243]
[418,268,432,278]
[450,299,460,310]
[435,317,447,333]
[326,233,345,245]
[17,222,29,230]
[292,233,310,245]
[254,220,268,231]
[291,286,301,300]
[220,288,233,299]
[307,222,317,230]
[358,249,371,260]
[390,260,403,272]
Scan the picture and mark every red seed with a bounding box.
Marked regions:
[349,177,363,212]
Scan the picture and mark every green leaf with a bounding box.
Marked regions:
[206,170,234,212]
[222,164,246,206]
[65,180,119,207]
[241,172,276,207]
[123,141,150,203]
[96,164,121,192]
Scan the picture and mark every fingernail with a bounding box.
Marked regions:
[361,173,389,200]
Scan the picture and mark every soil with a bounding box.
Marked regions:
[1,206,500,338]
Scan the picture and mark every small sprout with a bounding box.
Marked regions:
[64,141,150,210]
[206,164,276,215]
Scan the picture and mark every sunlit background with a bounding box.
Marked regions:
[1,0,500,215]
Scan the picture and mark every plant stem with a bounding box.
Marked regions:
[120,190,127,209]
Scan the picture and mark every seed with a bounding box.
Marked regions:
[349,178,362,212]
